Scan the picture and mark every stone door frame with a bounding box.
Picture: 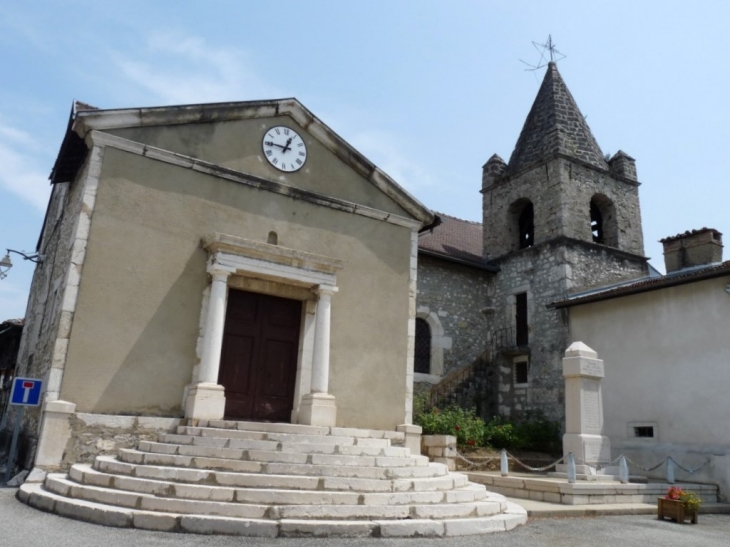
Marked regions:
[185,233,343,425]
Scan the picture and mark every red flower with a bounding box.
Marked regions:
[666,486,683,500]
[454,425,461,431]
[467,439,476,446]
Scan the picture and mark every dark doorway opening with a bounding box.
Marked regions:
[414,318,431,374]
[515,292,529,346]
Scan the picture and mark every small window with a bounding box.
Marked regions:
[515,292,528,346]
[414,318,431,374]
[634,426,654,438]
[514,357,529,385]
[267,231,278,245]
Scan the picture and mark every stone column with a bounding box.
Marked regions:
[185,269,230,421]
[554,342,612,477]
[298,285,338,426]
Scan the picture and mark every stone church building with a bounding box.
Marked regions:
[12,61,651,475]
[416,62,649,422]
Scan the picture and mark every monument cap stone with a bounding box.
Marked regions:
[564,341,598,359]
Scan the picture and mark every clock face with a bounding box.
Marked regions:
[262,126,307,172]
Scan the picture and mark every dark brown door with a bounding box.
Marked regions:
[218,289,302,422]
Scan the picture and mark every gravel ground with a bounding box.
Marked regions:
[3,487,729,547]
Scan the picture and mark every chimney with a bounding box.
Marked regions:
[660,228,723,273]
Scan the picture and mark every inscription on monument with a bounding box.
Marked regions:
[580,359,604,378]
[583,437,610,463]
[581,379,601,431]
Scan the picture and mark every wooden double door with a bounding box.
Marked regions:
[217,289,302,422]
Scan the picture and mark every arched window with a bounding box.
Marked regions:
[590,201,604,243]
[414,318,431,374]
[509,198,535,251]
[589,194,618,247]
[518,203,535,249]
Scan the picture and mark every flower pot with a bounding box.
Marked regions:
[658,497,698,524]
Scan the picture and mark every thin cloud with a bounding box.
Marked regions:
[349,130,434,194]
[114,33,281,105]
[0,122,50,211]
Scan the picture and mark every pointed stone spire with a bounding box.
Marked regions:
[506,63,607,174]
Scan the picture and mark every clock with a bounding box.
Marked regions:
[262,126,307,172]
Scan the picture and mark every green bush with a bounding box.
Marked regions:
[483,417,519,449]
[415,404,485,448]
[514,412,562,454]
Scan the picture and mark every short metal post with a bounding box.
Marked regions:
[619,455,629,484]
[666,457,675,484]
[567,452,576,483]
[4,407,23,484]
[500,449,509,477]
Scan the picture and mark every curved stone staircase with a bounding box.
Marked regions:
[18,419,526,537]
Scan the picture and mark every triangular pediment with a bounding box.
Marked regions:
[57,99,433,226]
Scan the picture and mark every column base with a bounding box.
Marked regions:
[34,400,76,470]
[397,424,422,455]
[185,383,226,421]
[298,393,337,427]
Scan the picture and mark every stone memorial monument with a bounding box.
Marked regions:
[554,342,615,478]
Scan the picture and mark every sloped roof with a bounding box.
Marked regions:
[507,62,607,174]
[549,260,730,309]
[418,213,496,270]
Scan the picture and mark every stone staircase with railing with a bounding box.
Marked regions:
[429,349,492,411]
[18,419,526,537]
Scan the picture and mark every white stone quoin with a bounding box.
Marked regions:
[556,341,612,476]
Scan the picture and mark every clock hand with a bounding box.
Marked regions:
[264,141,287,149]
[282,137,293,153]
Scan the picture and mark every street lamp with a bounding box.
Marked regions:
[0,249,44,280]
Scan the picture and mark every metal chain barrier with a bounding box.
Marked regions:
[456,450,710,477]
[505,451,566,472]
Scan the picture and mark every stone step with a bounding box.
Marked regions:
[46,474,270,519]
[191,420,407,444]
[93,457,465,494]
[117,447,448,479]
[146,435,411,459]
[136,440,424,467]
[51,472,503,518]
[90,459,485,498]
[20,482,527,537]
[174,427,392,448]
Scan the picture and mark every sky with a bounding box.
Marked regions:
[1,1,729,319]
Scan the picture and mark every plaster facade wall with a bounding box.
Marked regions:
[59,142,413,431]
[569,277,730,498]
[415,255,493,381]
[108,117,408,218]
[482,158,644,259]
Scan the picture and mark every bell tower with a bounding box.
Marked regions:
[481,62,648,421]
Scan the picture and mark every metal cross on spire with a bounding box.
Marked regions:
[520,35,566,71]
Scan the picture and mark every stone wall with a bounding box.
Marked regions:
[486,239,647,424]
[61,413,180,470]
[8,146,103,462]
[415,254,493,382]
[483,158,644,259]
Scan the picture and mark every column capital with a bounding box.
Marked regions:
[315,285,338,297]
[207,267,231,281]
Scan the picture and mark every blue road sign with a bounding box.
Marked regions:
[9,377,43,407]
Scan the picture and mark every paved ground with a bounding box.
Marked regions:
[3,487,730,547]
